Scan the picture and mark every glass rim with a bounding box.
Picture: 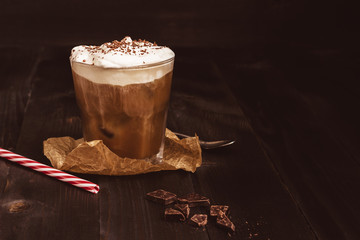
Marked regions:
[70,56,175,70]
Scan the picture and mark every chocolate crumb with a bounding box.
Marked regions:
[174,203,190,219]
[165,208,185,221]
[210,205,229,217]
[189,214,208,227]
[216,211,235,233]
[146,189,177,205]
[178,193,210,207]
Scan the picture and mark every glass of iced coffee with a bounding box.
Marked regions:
[70,37,175,163]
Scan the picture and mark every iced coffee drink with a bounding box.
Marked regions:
[70,37,175,162]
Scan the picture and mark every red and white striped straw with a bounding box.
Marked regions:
[0,147,99,194]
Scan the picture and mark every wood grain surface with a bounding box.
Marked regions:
[216,45,360,240]
[1,0,359,238]
[0,45,315,240]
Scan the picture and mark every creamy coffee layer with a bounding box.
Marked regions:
[70,37,175,86]
[72,69,173,159]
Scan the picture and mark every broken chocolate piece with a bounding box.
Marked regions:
[190,214,208,227]
[165,208,185,221]
[174,203,190,219]
[210,205,230,217]
[146,189,177,205]
[177,193,210,207]
[216,211,235,233]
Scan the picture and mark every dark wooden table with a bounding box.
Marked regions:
[0,43,359,240]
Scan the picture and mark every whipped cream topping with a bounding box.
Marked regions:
[70,36,174,68]
[70,37,175,86]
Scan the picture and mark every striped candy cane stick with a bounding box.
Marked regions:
[0,147,99,194]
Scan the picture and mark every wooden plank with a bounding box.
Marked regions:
[215,46,360,239]
[166,49,316,240]
[0,46,100,240]
[0,45,319,240]
[0,46,209,240]
[0,46,40,150]
[98,172,209,240]
[0,46,41,231]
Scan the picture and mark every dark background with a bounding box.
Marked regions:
[1,0,358,49]
[1,0,360,239]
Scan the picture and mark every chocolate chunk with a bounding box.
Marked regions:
[177,193,210,207]
[146,189,177,205]
[210,205,229,217]
[216,211,235,233]
[189,214,208,227]
[174,203,190,219]
[164,208,185,221]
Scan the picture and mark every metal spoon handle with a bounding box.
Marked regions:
[173,132,235,149]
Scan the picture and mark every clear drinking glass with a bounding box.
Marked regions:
[70,57,174,163]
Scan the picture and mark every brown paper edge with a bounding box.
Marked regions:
[43,129,202,176]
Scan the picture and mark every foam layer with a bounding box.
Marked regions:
[70,37,175,86]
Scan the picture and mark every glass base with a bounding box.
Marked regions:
[144,140,164,164]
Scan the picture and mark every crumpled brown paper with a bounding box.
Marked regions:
[43,129,202,175]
